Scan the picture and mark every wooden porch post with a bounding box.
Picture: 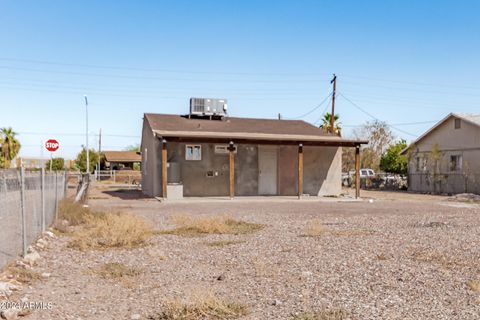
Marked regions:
[162,139,167,199]
[298,143,303,199]
[355,145,360,199]
[229,141,235,199]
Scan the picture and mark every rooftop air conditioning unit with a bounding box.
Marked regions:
[190,98,228,117]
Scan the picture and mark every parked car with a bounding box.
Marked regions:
[342,169,376,187]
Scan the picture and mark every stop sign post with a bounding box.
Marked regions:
[45,139,60,171]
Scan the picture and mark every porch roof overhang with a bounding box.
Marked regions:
[153,130,368,147]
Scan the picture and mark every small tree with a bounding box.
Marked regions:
[75,148,99,173]
[320,112,341,135]
[0,127,21,168]
[124,144,140,152]
[379,140,408,174]
[45,157,65,171]
[353,120,395,171]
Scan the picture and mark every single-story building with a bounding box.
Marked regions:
[141,111,368,199]
[402,113,480,195]
[102,151,141,170]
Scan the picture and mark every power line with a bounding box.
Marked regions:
[286,92,332,120]
[341,80,480,98]
[343,120,439,127]
[338,92,418,137]
[0,65,327,84]
[17,131,140,138]
[313,99,332,126]
[0,57,330,77]
[340,73,480,91]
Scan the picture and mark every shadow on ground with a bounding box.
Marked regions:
[102,189,149,200]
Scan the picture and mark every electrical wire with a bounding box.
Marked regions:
[338,92,418,137]
[285,93,332,120]
[0,57,330,77]
[343,120,438,127]
[0,65,327,84]
[17,131,140,138]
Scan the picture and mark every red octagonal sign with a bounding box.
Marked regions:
[45,139,59,152]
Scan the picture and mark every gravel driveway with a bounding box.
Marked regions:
[14,188,480,319]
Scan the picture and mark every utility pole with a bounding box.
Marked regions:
[84,95,89,174]
[330,74,337,134]
[97,128,102,180]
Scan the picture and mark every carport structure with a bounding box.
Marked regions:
[141,114,368,199]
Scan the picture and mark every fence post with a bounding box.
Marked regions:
[19,166,27,257]
[41,167,45,232]
[54,171,59,222]
[64,169,68,199]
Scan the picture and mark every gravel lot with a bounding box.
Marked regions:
[10,187,480,319]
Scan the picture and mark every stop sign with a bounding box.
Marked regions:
[45,139,59,152]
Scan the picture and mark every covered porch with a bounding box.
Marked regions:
[155,133,367,200]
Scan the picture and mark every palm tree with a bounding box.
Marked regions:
[0,127,21,168]
[320,112,341,135]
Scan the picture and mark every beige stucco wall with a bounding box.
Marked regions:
[140,127,343,197]
[141,117,163,197]
[408,116,480,194]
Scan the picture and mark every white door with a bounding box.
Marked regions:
[258,146,278,195]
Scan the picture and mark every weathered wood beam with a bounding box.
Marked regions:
[298,143,303,199]
[162,139,167,199]
[228,141,235,199]
[166,136,366,147]
[355,145,360,199]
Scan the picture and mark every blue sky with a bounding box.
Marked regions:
[1,0,479,159]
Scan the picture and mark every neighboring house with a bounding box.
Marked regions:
[102,151,141,170]
[140,110,367,199]
[402,113,480,195]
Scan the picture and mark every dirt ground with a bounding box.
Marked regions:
[12,187,480,319]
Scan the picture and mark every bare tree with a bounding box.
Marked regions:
[352,120,395,171]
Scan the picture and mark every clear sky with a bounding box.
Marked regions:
[1,0,479,159]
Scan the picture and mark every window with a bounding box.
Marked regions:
[415,157,428,172]
[454,118,461,129]
[185,145,201,161]
[450,155,462,172]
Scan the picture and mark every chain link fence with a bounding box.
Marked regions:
[0,168,66,270]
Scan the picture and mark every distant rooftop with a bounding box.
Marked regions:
[103,151,141,163]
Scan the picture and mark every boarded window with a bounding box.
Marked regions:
[454,118,461,129]
[450,155,462,172]
[185,145,202,161]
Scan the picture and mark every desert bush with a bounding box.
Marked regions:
[204,240,244,247]
[56,200,94,227]
[97,262,140,279]
[303,219,326,237]
[5,265,41,284]
[162,214,264,236]
[467,280,480,292]
[69,211,153,250]
[151,291,248,320]
[294,309,347,320]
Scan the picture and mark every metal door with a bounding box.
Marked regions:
[258,146,278,195]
